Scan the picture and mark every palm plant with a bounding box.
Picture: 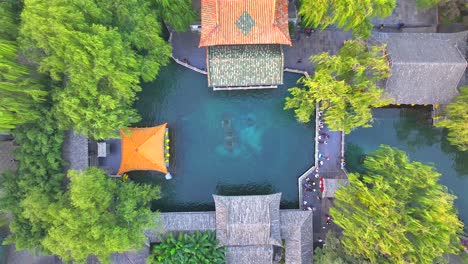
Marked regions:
[149,231,225,264]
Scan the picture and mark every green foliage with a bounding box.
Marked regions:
[0,0,22,40]
[154,0,197,32]
[436,86,468,151]
[41,167,161,263]
[285,40,391,134]
[150,231,225,264]
[330,145,464,263]
[0,111,65,250]
[416,0,441,9]
[0,39,47,132]
[314,231,369,264]
[0,1,46,132]
[299,0,396,38]
[19,0,173,139]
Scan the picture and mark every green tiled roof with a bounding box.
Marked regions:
[207,44,284,87]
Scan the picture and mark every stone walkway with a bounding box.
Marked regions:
[299,114,347,247]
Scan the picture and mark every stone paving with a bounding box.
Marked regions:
[171,31,206,71]
[299,114,347,247]
[0,141,17,175]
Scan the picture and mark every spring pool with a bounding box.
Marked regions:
[132,63,315,211]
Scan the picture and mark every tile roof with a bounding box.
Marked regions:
[207,44,284,87]
[371,32,468,105]
[213,193,282,247]
[199,0,291,47]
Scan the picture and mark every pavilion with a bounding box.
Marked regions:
[117,123,170,176]
[199,0,292,90]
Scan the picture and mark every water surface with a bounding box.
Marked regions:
[345,107,468,231]
[133,63,315,211]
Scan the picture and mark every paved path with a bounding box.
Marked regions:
[298,107,348,246]
[0,141,17,175]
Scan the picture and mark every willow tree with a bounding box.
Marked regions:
[299,0,396,37]
[436,86,468,151]
[0,40,46,132]
[330,145,464,263]
[285,40,391,134]
[19,0,180,139]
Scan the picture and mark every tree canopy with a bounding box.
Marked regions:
[314,231,369,264]
[0,40,47,132]
[298,0,396,38]
[0,111,65,250]
[42,167,161,263]
[18,0,181,139]
[330,145,464,263]
[436,86,468,151]
[149,231,225,264]
[0,0,46,132]
[284,40,391,134]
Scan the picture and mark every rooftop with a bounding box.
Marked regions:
[371,31,468,105]
[207,44,284,87]
[199,0,291,47]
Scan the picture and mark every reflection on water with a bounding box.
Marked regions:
[132,62,315,212]
[346,106,468,231]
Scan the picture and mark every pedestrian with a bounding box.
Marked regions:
[378,24,384,30]
[317,237,323,243]
[303,200,307,205]
[397,22,405,30]
[319,160,324,166]
[318,140,325,144]
[312,189,317,192]
[311,181,316,186]
[312,207,316,211]
[318,135,322,140]
[322,226,326,229]
[316,195,322,200]
[325,156,330,161]
[314,174,319,178]
[318,110,323,116]
[326,220,331,225]
[307,207,312,211]
[297,58,302,63]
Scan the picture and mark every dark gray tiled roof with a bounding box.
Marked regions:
[213,193,282,248]
[225,246,274,264]
[154,202,313,263]
[371,32,468,104]
[280,210,314,264]
[62,130,89,171]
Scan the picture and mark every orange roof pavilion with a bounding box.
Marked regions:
[199,0,291,47]
[117,124,168,175]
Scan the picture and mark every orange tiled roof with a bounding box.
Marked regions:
[199,0,292,47]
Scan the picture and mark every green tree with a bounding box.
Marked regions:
[285,40,391,134]
[149,231,225,264]
[0,111,65,250]
[314,231,369,264]
[41,167,161,263]
[299,0,396,38]
[154,0,197,32]
[436,86,468,151]
[0,40,47,132]
[330,145,464,263]
[19,0,174,139]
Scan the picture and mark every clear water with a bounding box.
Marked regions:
[132,62,315,211]
[133,63,468,232]
[345,107,468,231]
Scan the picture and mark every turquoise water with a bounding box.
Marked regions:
[133,63,315,211]
[345,107,468,231]
[133,62,468,231]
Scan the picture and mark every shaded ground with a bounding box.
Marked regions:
[0,141,16,175]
